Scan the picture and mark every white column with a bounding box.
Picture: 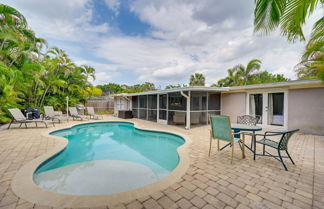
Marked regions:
[181,91,190,129]
[157,94,159,122]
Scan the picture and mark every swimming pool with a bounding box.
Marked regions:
[33,122,185,195]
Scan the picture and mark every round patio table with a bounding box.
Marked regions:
[231,123,262,158]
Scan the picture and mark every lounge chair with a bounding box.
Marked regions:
[69,107,89,121]
[44,106,68,123]
[255,129,299,171]
[7,108,55,129]
[209,114,245,163]
[173,112,185,125]
[86,107,103,120]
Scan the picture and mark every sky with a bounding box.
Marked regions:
[3,0,321,87]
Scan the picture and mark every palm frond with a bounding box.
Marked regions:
[280,0,320,42]
[254,0,286,35]
[310,16,324,42]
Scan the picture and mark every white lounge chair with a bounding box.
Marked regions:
[44,106,68,123]
[86,107,103,120]
[173,112,185,125]
[8,108,55,129]
[69,107,89,121]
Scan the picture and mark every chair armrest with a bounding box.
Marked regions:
[264,131,285,134]
[54,111,63,116]
[255,132,284,137]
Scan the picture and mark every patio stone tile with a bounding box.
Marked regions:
[201,205,216,209]
[258,191,282,206]
[246,193,262,202]
[163,190,182,202]
[157,196,177,209]
[0,204,16,209]
[176,198,192,209]
[150,191,163,200]
[227,184,247,196]
[126,200,143,209]
[0,117,323,209]
[176,188,194,200]
[0,195,18,207]
[110,204,126,209]
[192,188,207,198]
[202,195,225,208]
[190,196,206,208]
[216,193,238,208]
[32,205,52,209]
[142,199,162,209]
[236,204,250,209]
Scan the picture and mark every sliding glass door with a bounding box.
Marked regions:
[268,93,284,126]
[249,94,263,124]
[248,91,287,128]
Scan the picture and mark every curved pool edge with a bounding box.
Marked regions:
[11,119,191,208]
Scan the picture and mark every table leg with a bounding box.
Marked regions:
[253,132,256,160]
[242,133,245,159]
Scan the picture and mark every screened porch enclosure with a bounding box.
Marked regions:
[131,91,221,128]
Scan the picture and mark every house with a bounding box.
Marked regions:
[114,79,324,135]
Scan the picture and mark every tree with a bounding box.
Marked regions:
[295,40,324,80]
[189,73,205,86]
[253,0,324,81]
[254,0,322,42]
[233,59,262,85]
[97,83,123,95]
[0,4,98,122]
[165,84,188,89]
[213,59,289,87]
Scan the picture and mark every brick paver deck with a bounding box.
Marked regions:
[0,116,323,209]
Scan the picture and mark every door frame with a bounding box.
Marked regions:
[157,93,168,125]
[245,88,288,130]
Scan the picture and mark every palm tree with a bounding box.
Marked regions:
[189,73,205,86]
[233,59,262,85]
[254,0,322,42]
[295,40,324,80]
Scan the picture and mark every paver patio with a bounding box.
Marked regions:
[0,115,323,209]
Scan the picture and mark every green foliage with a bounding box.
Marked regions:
[254,0,322,42]
[253,0,324,80]
[189,73,205,86]
[0,4,98,123]
[97,82,157,94]
[214,60,290,87]
[295,40,324,80]
[165,84,188,89]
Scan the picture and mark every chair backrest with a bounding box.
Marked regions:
[8,108,26,121]
[86,107,95,115]
[210,115,233,141]
[44,106,55,117]
[237,115,258,126]
[174,112,185,123]
[279,129,299,150]
[69,107,78,116]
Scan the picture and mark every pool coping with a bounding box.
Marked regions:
[11,119,192,208]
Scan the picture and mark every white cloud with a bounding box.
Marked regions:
[3,0,320,87]
[104,0,121,15]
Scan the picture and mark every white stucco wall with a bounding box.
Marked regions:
[288,88,324,135]
[221,92,246,123]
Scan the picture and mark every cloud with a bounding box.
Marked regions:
[104,0,121,15]
[3,0,319,87]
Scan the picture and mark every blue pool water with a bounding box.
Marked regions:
[33,122,185,195]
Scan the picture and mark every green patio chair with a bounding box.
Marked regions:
[209,115,245,163]
[254,129,299,171]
